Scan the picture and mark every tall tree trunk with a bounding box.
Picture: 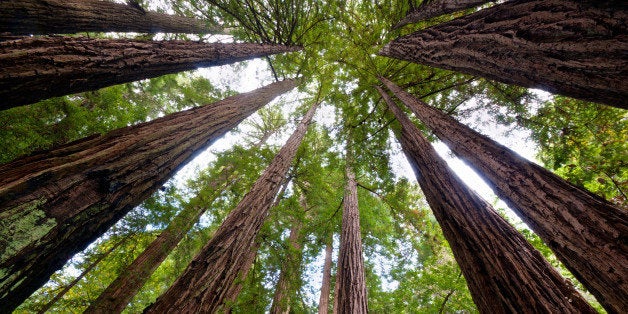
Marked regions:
[270,193,307,314]
[380,0,628,109]
[0,0,221,36]
[376,85,597,313]
[144,101,319,313]
[379,77,628,313]
[334,146,368,314]
[0,79,297,312]
[0,37,300,109]
[270,220,303,314]
[393,0,493,29]
[37,234,130,314]
[318,240,333,314]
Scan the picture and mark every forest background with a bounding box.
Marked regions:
[2,0,625,313]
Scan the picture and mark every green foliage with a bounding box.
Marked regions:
[523,96,627,206]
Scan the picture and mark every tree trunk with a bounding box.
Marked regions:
[376,85,597,313]
[334,147,368,314]
[0,79,297,312]
[0,36,301,109]
[0,0,221,36]
[144,101,319,313]
[393,0,493,29]
[87,132,278,313]
[270,218,303,314]
[379,76,628,313]
[37,234,130,314]
[380,0,628,109]
[318,240,333,314]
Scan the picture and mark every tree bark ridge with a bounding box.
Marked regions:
[380,76,628,313]
[144,101,319,313]
[381,0,628,109]
[0,37,301,109]
[0,79,297,312]
[376,83,596,313]
[0,0,220,35]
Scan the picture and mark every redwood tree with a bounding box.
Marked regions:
[376,85,596,313]
[0,37,300,109]
[380,76,628,313]
[334,146,368,314]
[393,0,493,29]
[144,101,319,313]
[270,215,304,314]
[380,0,628,109]
[0,79,297,312]
[318,240,333,314]
[0,0,220,35]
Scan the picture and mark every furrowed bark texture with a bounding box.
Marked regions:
[318,240,333,314]
[37,235,130,314]
[380,77,628,313]
[335,156,368,314]
[144,102,319,314]
[0,79,297,312]
[0,36,301,109]
[381,0,628,109]
[377,85,596,313]
[0,0,219,35]
[270,216,304,314]
[393,0,493,29]
[88,154,254,313]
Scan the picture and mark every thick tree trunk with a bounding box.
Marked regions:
[393,0,493,29]
[334,151,368,314]
[0,36,301,110]
[380,0,628,109]
[318,240,333,314]
[37,234,130,314]
[0,0,220,36]
[144,101,319,313]
[380,77,628,313]
[0,79,296,312]
[376,85,597,313]
[270,218,303,314]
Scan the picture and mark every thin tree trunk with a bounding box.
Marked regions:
[318,240,333,314]
[0,0,221,35]
[270,218,303,314]
[37,234,130,314]
[380,0,628,109]
[334,145,368,314]
[0,36,301,109]
[376,85,597,313]
[380,76,628,313]
[144,101,319,313]
[0,79,296,312]
[393,0,493,29]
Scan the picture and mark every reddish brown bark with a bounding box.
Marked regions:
[318,240,333,314]
[393,0,493,29]
[270,220,303,314]
[376,84,596,313]
[87,135,278,313]
[380,0,628,109]
[0,36,301,109]
[0,0,220,35]
[380,76,628,313]
[144,101,319,313]
[0,79,296,312]
[334,153,368,314]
